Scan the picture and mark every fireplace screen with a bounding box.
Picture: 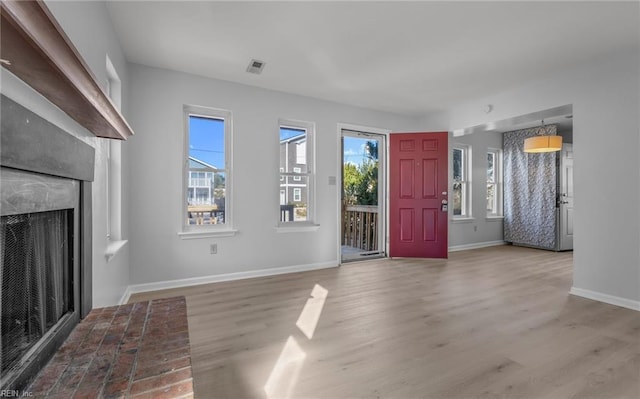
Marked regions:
[1,210,72,378]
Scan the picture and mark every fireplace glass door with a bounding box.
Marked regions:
[1,210,73,380]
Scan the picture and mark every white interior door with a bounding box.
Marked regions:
[558,143,574,250]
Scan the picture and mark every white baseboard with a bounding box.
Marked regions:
[569,287,640,311]
[119,261,339,305]
[448,240,505,252]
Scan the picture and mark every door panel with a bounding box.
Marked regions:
[422,159,437,198]
[390,132,448,258]
[422,208,437,242]
[399,208,415,242]
[399,159,415,198]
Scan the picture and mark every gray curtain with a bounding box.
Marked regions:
[503,126,557,249]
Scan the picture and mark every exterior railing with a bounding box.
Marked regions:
[280,204,295,222]
[342,205,378,251]
[188,205,296,225]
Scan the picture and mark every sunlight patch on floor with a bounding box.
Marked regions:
[264,284,329,398]
[296,284,329,339]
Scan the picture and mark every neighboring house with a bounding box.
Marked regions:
[279,134,307,205]
[187,156,220,207]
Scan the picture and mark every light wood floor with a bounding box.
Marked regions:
[130,245,640,399]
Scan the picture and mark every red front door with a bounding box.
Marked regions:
[389,132,448,258]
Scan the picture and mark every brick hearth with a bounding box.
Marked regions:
[27,297,193,398]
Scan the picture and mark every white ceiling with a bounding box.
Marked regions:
[106,1,639,116]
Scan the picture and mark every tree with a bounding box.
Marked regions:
[343,163,360,204]
[355,160,378,205]
[342,141,379,205]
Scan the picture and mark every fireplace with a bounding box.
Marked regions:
[0,95,94,392]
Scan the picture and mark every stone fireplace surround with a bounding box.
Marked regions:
[1,94,94,392]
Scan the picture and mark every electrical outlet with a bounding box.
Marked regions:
[210,244,217,254]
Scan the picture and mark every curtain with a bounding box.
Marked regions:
[503,126,557,249]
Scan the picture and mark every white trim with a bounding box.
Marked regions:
[279,118,316,224]
[486,148,504,218]
[119,261,339,304]
[569,287,640,311]
[182,104,233,233]
[448,240,505,252]
[337,123,390,264]
[177,229,238,239]
[119,286,133,305]
[105,239,128,262]
[337,122,391,136]
[452,143,472,218]
[451,217,475,224]
[275,223,320,233]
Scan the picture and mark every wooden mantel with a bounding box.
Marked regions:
[1,0,134,140]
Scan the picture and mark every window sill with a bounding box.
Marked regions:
[177,229,238,240]
[451,217,475,224]
[105,239,128,263]
[485,216,504,222]
[275,223,320,233]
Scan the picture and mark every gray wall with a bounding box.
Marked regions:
[448,48,640,305]
[126,63,421,285]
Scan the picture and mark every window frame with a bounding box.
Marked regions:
[486,148,503,218]
[104,54,128,261]
[278,118,316,228]
[452,144,472,219]
[179,104,235,239]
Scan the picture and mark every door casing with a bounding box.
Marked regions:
[336,123,390,264]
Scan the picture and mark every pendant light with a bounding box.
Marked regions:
[523,120,562,153]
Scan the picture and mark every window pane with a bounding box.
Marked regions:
[487,153,495,183]
[453,182,462,216]
[280,120,313,224]
[187,115,226,225]
[280,127,306,172]
[189,116,225,167]
[487,183,496,213]
[279,176,309,221]
[453,148,463,181]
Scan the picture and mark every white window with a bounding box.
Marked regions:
[487,149,503,217]
[452,145,471,218]
[279,119,315,224]
[104,55,127,261]
[183,105,232,232]
[293,188,302,202]
[105,56,122,241]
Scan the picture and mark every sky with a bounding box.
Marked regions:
[189,116,225,168]
[343,137,376,166]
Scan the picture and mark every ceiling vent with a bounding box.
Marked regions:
[246,59,266,74]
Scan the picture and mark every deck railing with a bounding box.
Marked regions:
[342,204,378,251]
